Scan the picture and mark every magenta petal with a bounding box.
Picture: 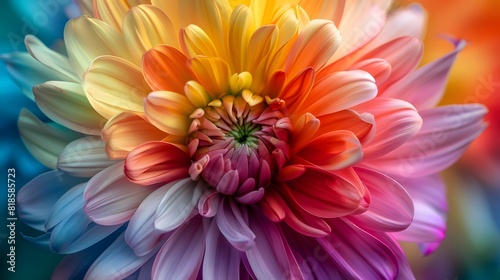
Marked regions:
[152,216,205,280]
[317,219,400,279]
[203,219,241,280]
[367,104,487,177]
[246,211,304,279]
[215,198,256,251]
[84,163,157,225]
[381,39,466,110]
[347,168,414,232]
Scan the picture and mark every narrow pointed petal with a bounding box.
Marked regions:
[83,55,151,119]
[65,16,131,77]
[34,81,105,135]
[18,109,81,169]
[368,104,487,177]
[381,40,466,110]
[58,136,118,177]
[347,168,414,232]
[84,162,157,225]
[152,216,205,280]
[154,179,204,231]
[125,141,190,185]
[203,219,241,280]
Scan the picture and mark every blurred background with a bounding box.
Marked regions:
[0,0,499,279]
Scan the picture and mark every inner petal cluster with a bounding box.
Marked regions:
[187,93,291,203]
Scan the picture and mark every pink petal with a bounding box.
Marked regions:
[125,141,190,185]
[355,97,423,159]
[366,104,487,177]
[152,216,205,280]
[215,198,256,251]
[347,168,414,232]
[203,219,241,280]
[246,212,303,279]
[317,219,400,279]
[84,163,157,225]
[381,39,466,110]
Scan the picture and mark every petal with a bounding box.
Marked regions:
[102,112,167,159]
[381,39,466,110]
[283,166,363,218]
[126,184,173,256]
[85,232,157,280]
[123,5,178,63]
[203,219,241,280]
[33,81,105,135]
[348,58,392,86]
[180,24,219,58]
[368,104,487,177]
[215,198,255,251]
[125,141,190,185]
[64,16,131,77]
[154,178,204,231]
[0,52,58,99]
[315,110,374,144]
[18,109,81,169]
[84,162,157,225]
[347,168,414,232]
[17,171,85,231]
[246,211,303,280]
[144,91,195,135]
[93,0,137,30]
[317,219,400,279]
[83,55,151,119]
[295,130,363,171]
[392,175,447,248]
[285,19,341,80]
[355,97,423,160]
[25,35,79,82]
[57,136,118,177]
[152,216,205,280]
[188,56,231,98]
[300,70,377,116]
[142,45,195,92]
[228,5,255,72]
[298,0,344,23]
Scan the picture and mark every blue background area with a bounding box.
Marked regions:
[0,0,69,279]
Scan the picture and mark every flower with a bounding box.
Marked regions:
[10,0,487,279]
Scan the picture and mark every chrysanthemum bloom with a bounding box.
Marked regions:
[11,0,487,279]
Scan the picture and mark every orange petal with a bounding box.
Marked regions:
[142,45,195,92]
[188,56,230,98]
[125,141,190,185]
[144,91,195,136]
[102,112,168,159]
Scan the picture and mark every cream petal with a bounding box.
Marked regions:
[18,109,81,169]
[93,0,129,30]
[25,35,79,82]
[34,81,105,135]
[123,5,178,63]
[57,136,118,178]
[65,16,132,77]
[83,55,151,119]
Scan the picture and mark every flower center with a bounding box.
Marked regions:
[187,93,291,204]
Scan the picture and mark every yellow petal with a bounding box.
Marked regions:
[123,5,178,63]
[228,5,255,72]
[83,55,151,119]
[34,81,105,135]
[93,0,129,30]
[144,91,195,136]
[180,24,219,58]
[64,16,132,77]
[284,19,341,80]
[189,56,231,98]
[151,0,181,31]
